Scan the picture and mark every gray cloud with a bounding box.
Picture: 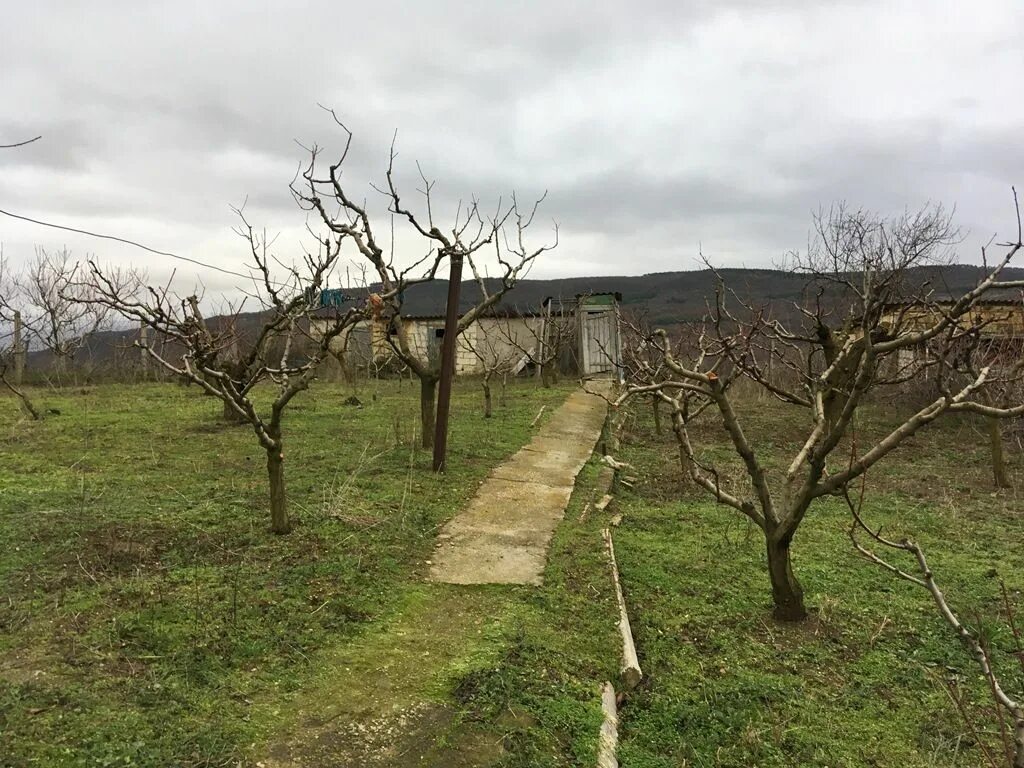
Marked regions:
[2,0,1023,295]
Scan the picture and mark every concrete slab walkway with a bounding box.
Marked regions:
[428,385,610,585]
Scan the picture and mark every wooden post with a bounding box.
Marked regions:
[432,252,463,472]
[13,311,25,385]
[577,298,588,377]
[139,322,151,381]
[537,297,551,380]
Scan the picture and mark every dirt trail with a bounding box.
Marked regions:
[428,384,610,585]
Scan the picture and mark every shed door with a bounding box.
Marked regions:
[582,310,617,375]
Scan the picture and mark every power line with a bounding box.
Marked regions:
[0,207,263,282]
[0,136,41,149]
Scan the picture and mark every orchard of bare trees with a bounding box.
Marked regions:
[5,123,1024,768]
[618,197,1024,622]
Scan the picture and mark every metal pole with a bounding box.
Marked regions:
[432,252,464,472]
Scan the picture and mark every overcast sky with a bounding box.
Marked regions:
[2,0,1023,297]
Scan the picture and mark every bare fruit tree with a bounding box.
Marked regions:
[293,118,557,448]
[498,298,576,388]
[7,247,119,385]
[82,119,502,534]
[0,254,40,419]
[458,315,522,418]
[620,199,1024,621]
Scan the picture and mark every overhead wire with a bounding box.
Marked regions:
[0,207,272,283]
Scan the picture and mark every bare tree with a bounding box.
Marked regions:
[497,298,576,388]
[619,198,1024,621]
[82,120,487,533]
[293,115,557,448]
[0,254,40,419]
[6,247,119,385]
[83,211,375,535]
[458,316,522,417]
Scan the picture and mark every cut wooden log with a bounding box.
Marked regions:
[530,405,547,428]
[578,502,592,523]
[603,528,642,690]
[597,681,619,768]
[594,494,613,512]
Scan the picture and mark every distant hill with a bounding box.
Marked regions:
[25,265,1024,370]
[385,263,1024,327]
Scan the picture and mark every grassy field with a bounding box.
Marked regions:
[0,378,579,766]
[2,378,1023,767]
[455,394,1024,767]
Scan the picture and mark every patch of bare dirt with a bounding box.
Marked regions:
[261,702,502,768]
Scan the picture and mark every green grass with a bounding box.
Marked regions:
[447,395,1024,767]
[3,380,1023,767]
[0,378,573,766]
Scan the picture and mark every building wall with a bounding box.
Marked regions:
[370,317,481,375]
[308,319,371,355]
[322,312,575,377]
[465,316,543,373]
[888,303,1024,337]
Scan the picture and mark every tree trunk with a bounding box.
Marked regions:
[420,376,437,449]
[483,380,492,418]
[652,397,662,435]
[989,416,1011,488]
[223,398,246,424]
[266,444,290,534]
[541,363,554,388]
[766,536,806,621]
[3,376,41,421]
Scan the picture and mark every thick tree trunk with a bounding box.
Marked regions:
[483,380,492,418]
[420,376,437,449]
[266,444,290,534]
[677,443,692,486]
[652,397,663,435]
[223,398,246,424]
[988,416,1011,488]
[541,364,555,388]
[766,536,806,621]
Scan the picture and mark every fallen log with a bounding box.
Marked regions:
[597,681,619,768]
[603,528,642,690]
[530,405,547,428]
[578,502,592,523]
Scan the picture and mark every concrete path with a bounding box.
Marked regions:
[428,385,610,585]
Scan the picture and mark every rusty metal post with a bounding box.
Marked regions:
[432,252,464,472]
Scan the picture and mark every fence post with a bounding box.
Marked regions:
[13,311,25,385]
[139,322,151,381]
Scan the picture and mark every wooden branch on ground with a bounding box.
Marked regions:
[578,502,592,523]
[597,681,619,768]
[531,405,546,427]
[603,528,642,690]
